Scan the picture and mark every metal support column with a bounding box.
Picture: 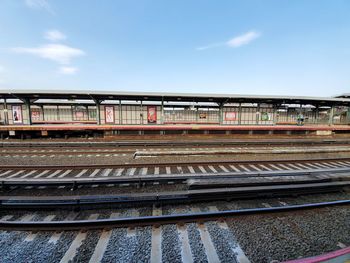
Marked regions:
[56,105,60,121]
[315,105,319,124]
[119,100,122,124]
[256,103,260,125]
[238,103,242,125]
[161,98,164,124]
[25,98,32,125]
[96,101,101,125]
[3,98,8,125]
[41,105,45,122]
[329,106,334,126]
[219,103,223,124]
[272,105,277,125]
[140,100,143,124]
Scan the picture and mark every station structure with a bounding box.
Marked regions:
[0,90,350,137]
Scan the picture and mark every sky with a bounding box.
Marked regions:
[0,0,349,97]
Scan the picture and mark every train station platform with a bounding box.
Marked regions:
[1,124,350,137]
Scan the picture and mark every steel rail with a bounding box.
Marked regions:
[1,144,348,155]
[1,156,350,170]
[0,138,348,148]
[1,167,350,189]
[1,199,349,231]
[1,181,349,209]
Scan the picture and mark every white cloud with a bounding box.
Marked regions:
[59,66,78,75]
[0,65,4,73]
[12,44,85,64]
[197,30,261,50]
[25,0,54,14]
[227,31,261,48]
[45,30,66,41]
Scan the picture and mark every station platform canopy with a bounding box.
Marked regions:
[1,89,350,106]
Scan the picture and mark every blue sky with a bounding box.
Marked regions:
[0,0,349,96]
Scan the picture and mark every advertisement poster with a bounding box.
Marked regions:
[261,112,271,121]
[75,111,84,119]
[12,105,23,124]
[31,110,41,121]
[199,113,207,119]
[225,112,237,121]
[105,106,115,123]
[147,106,157,123]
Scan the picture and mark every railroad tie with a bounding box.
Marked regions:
[190,207,220,263]
[177,224,193,263]
[75,169,88,178]
[127,210,139,236]
[49,212,78,244]
[208,206,250,263]
[59,214,100,263]
[89,169,101,177]
[6,170,24,179]
[150,206,162,263]
[58,170,72,178]
[46,170,62,179]
[19,170,37,179]
[25,215,56,242]
[33,170,50,179]
[89,212,120,263]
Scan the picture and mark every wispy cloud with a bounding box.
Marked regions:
[197,30,261,51]
[12,44,85,65]
[45,30,66,42]
[227,31,261,48]
[25,0,54,15]
[59,66,78,75]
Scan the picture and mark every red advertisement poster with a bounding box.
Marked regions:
[12,105,23,124]
[75,111,84,119]
[147,106,157,123]
[225,112,236,121]
[105,106,115,123]
[31,110,41,121]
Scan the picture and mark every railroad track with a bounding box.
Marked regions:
[0,144,349,158]
[0,194,349,262]
[1,157,350,182]
[0,138,349,148]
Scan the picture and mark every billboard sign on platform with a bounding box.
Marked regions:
[12,105,23,124]
[225,112,237,121]
[105,106,115,123]
[147,106,157,123]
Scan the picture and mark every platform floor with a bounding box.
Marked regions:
[0,124,349,131]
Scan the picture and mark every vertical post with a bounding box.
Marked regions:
[272,105,277,125]
[256,103,260,125]
[56,105,60,121]
[238,103,242,125]
[329,106,334,125]
[315,105,319,125]
[71,105,74,122]
[219,102,223,124]
[3,98,8,125]
[119,100,122,124]
[41,105,45,122]
[140,100,143,124]
[161,98,164,124]
[96,101,101,125]
[25,98,32,125]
